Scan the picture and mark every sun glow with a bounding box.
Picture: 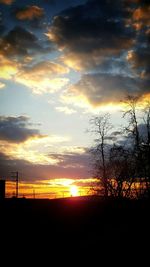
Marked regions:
[70,185,78,197]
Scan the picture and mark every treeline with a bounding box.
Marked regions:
[90,96,150,199]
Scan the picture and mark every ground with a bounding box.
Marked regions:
[0,196,149,264]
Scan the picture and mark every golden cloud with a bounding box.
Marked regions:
[16,76,69,94]
[0,55,19,79]
[59,146,87,154]
[0,56,69,94]
[61,51,104,71]
[55,106,76,115]
[15,5,44,20]
[126,50,137,65]
[15,61,69,94]
[48,33,133,72]
[0,82,5,89]
[60,72,150,112]
[0,134,71,165]
[61,89,90,109]
[61,89,123,113]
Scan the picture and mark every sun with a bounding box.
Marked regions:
[70,185,78,197]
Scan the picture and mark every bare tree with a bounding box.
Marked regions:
[123,95,140,151]
[143,102,150,146]
[142,102,150,196]
[122,96,150,197]
[89,98,150,199]
[109,145,135,198]
[90,113,112,197]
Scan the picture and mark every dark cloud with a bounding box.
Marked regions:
[116,122,150,149]
[50,149,90,169]
[43,0,55,3]
[138,123,149,141]
[0,26,41,57]
[0,116,45,143]
[43,0,86,6]
[49,0,134,56]
[127,47,150,79]
[0,152,31,176]
[126,2,150,88]
[0,149,90,181]
[69,73,141,106]
[0,26,54,58]
[0,152,44,181]
[47,0,150,93]
[0,11,5,36]
[0,24,5,35]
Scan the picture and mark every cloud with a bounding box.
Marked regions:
[0,55,19,79]
[46,0,134,70]
[0,147,90,180]
[15,5,44,21]
[0,54,69,94]
[55,106,76,114]
[0,115,45,143]
[125,3,150,92]
[127,48,150,79]
[0,115,71,165]
[0,24,5,37]
[49,148,90,171]
[0,0,14,4]
[0,81,5,89]
[15,60,69,94]
[62,73,141,108]
[0,12,5,36]
[132,5,150,31]
[60,51,105,71]
[0,26,42,58]
[0,140,59,165]
[0,25,54,60]
[48,1,132,51]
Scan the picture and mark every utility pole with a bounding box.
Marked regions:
[33,189,35,199]
[11,171,19,198]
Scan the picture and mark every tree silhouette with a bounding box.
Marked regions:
[90,96,150,199]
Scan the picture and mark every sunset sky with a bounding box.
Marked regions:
[0,0,149,197]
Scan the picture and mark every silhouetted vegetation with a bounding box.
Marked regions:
[90,96,150,199]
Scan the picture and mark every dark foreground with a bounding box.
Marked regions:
[0,196,149,264]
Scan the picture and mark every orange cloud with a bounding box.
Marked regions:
[0,0,14,5]
[132,6,150,30]
[15,5,44,20]
[133,6,150,21]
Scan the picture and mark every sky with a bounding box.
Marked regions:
[0,0,150,198]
